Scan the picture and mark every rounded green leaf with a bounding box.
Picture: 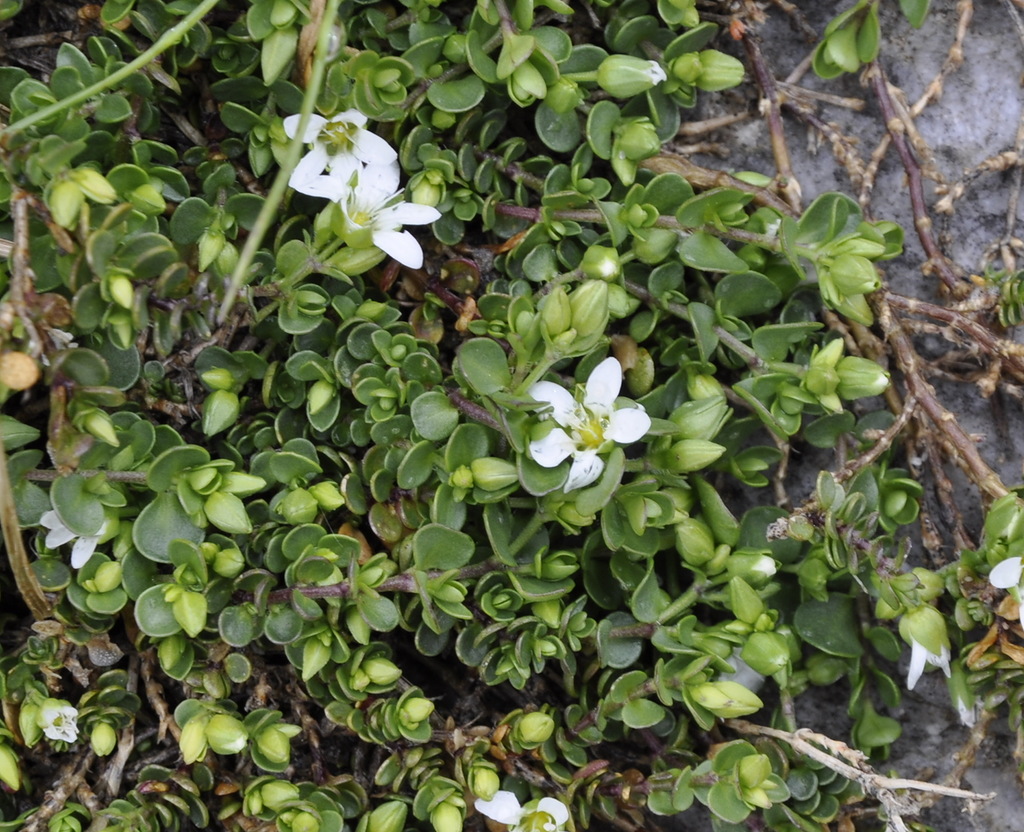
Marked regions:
[134,584,181,637]
[621,698,667,729]
[411,390,459,441]
[454,338,511,396]
[794,595,863,658]
[412,524,475,571]
[51,474,105,536]
[427,75,485,113]
[133,491,205,563]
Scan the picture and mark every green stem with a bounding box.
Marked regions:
[1,0,222,141]
[218,0,344,323]
[655,583,704,624]
[507,511,548,558]
[516,352,559,395]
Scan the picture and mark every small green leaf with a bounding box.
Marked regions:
[411,390,459,441]
[133,491,204,563]
[621,698,666,729]
[794,595,863,657]
[455,338,511,395]
[413,524,475,571]
[427,75,485,113]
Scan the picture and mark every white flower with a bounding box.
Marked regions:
[989,556,1024,630]
[284,110,398,196]
[40,509,104,569]
[645,60,668,85]
[475,790,569,832]
[39,700,79,743]
[304,161,441,268]
[529,357,651,491]
[906,638,951,691]
[990,556,1023,589]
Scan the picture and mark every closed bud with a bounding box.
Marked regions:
[540,286,573,339]
[546,78,584,113]
[261,779,301,810]
[740,632,789,676]
[307,379,335,416]
[675,517,715,565]
[469,457,519,491]
[442,33,467,63]
[671,53,703,85]
[107,273,134,309]
[606,284,638,319]
[71,168,117,203]
[213,546,244,578]
[687,372,724,401]
[829,253,880,295]
[690,680,763,717]
[580,245,621,281]
[430,802,463,832]
[256,723,299,765]
[206,713,247,756]
[362,657,402,686]
[728,577,764,625]
[202,389,240,437]
[513,711,554,746]
[198,228,226,271]
[836,356,889,399]
[510,61,547,104]
[469,765,501,801]
[277,488,319,525]
[726,553,777,587]
[568,280,609,341]
[695,50,745,91]
[368,801,408,832]
[130,182,165,214]
[531,599,561,628]
[625,348,655,397]
[0,745,20,790]
[48,179,85,228]
[632,227,678,264]
[671,397,729,441]
[327,244,387,276]
[179,716,209,764]
[290,811,320,832]
[201,367,236,392]
[82,409,120,447]
[410,171,444,208]
[90,560,123,594]
[19,702,42,747]
[399,697,434,725]
[309,481,345,511]
[449,465,474,490]
[614,118,661,162]
[664,439,726,473]
[90,722,118,757]
[597,55,667,97]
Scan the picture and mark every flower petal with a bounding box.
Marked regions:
[283,113,326,143]
[906,639,927,691]
[475,791,523,825]
[289,148,331,193]
[330,109,368,128]
[360,162,401,199]
[529,382,577,426]
[584,357,623,410]
[536,798,569,826]
[41,510,76,548]
[351,129,398,165]
[990,556,1024,588]
[71,535,99,569]
[565,451,604,491]
[605,406,651,445]
[933,645,952,678]
[372,229,425,269]
[296,171,352,201]
[529,429,575,469]
[385,201,442,227]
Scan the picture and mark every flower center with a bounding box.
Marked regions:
[520,811,558,832]
[322,121,357,153]
[573,410,607,450]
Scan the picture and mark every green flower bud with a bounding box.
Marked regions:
[130,182,165,214]
[806,653,848,686]
[307,379,336,416]
[675,517,716,566]
[449,465,474,490]
[625,348,656,397]
[540,286,573,340]
[430,802,463,832]
[531,599,562,629]
[580,245,621,281]
[728,577,765,625]
[277,488,319,525]
[614,118,661,162]
[695,50,745,91]
[368,801,408,832]
[327,243,387,276]
[597,55,667,97]
[19,702,42,747]
[198,227,226,271]
[687,373,724,401]
[546,78,584,113]
[81,409,119,447]
[469,765,501,801]
[690,680,763,718]
[632,227,678,264]
[836,356,889,399]
[898,604,948,657]
[469,457,519,491]
[513,711,554,746]
[201,367,237,392]
[442,33,467,63]
[203,389,240,437]
[829,253,880,295]
[107,273,135,309]
[212,546,245,578]
[510,61,547,105]
[48,179,85,228]
[308,481,345,511]
[289,810,320,832]
[664,439,726,473]
[0,745,19,791]
[725,553,777,587]
[88,560,123,594]
[206,713,247,756]
[256,722,300,765]
[90,722,118,757]
[171,589,208,639]
[179,716,209,764]
[740,632,789,676]
[607,284,639,318]
[568,280,609,341]
[400,697,434,726]
[671,53,703,85]
[204,491,253,534]
[362,657,403,687]
[71,168,117,203]
[261,780,301,811]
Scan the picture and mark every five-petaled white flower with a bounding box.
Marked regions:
[40,509,105,569]
[305,161,441,268]
[906,638,951,691]
[284,111,398,197]
[529,357,651,492]
[475,790,570,832]
[989,556,1024,630]
[40,699,79,743]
